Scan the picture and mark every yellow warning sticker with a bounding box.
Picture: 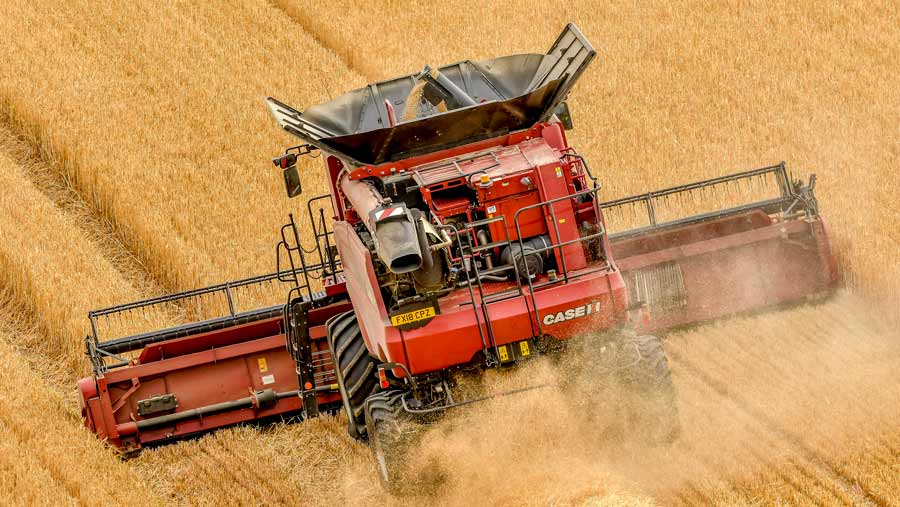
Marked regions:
[519,341,531,357]
[390,307,435,327]
[498,345,509,362]
[257,357,268,373]
[554,166,563,178]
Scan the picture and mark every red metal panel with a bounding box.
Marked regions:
[432,194,471,215]
[487,192,546,241]
[85,397,104,436]
[138,316,283,363]
[535,162,587,271]
[613,214,838,332]
[611,210,773,262]
[107,335,285,383]
[399,269,626,374]
[96,378,120,441]
[333,220,406,365]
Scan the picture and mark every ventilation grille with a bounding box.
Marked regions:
[626,262,688,310]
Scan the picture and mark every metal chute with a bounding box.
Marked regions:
[266,23,595,166]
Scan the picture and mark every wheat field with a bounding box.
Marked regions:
[0,1,897,505]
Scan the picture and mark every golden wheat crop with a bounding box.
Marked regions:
[832,432,900,506]
[0,1,897,506]
[656,293,900,505]
[0,0,366,294]
[0,124,178,378]
[0,310,161,506]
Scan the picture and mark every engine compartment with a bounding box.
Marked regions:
[335,124,607,326]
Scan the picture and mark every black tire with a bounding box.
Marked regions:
[623,334,681,444]
[365,390,415,492]
[564,332,680,445]
[327,311,379,439]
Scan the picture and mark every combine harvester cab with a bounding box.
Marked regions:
[77,23,837,481]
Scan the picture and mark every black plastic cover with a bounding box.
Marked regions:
[266,23,595,166]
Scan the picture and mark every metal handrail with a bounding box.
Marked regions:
[438,224,492,360]
[88,270,301,320]
[598,162,819,241]
[463,215,530,365]
[513,185,607,337]
[306,193,341,277]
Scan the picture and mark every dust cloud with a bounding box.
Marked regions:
[133,291,899,506]
[329,291,900,506]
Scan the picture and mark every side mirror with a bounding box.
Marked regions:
[553,101,574,130]
[283,165,302,198]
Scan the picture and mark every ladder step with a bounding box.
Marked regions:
[466,216,506,228]
[470,240,510,253]
[483,288,523,303]
[476,264,513,277]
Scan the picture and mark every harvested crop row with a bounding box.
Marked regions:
[133,419,368,507]
[830,431,900,506]
[282,0,900,308]
[0,125,170,379]
[643,364,854,506]
[654,293,900,504]
[0,123,166,503]
[0,324,161,506]
[0,423,79,507]
[0,0,366,297]
[671,302,900,459]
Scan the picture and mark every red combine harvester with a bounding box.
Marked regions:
[78,25,838,486]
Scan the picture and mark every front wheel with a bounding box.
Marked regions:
[365,390,415,492]
[327,311,379,439]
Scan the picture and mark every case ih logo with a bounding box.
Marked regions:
[542,301,601,325]
[374,207,406,221]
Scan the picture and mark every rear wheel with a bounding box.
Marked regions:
[565,332,680,445]
[365,390,415,492]
[327,311,379,439]
[623,334,680,444]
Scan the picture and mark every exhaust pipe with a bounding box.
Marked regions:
[374,219,424,274]
[341,175,423,274]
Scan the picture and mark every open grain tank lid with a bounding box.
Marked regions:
[266,24,595,166]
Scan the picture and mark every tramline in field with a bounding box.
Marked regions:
[77,24,838,489]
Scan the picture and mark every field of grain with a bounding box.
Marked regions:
[0,1,897,505]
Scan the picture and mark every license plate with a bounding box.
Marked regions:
[390,307,435,327]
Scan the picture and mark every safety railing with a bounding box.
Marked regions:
[86,194,343,375]
[512,185,610,337]
[436,223,501,366]
[461,216,530,365]
[85,269,316,374]
[598,162,818,241]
